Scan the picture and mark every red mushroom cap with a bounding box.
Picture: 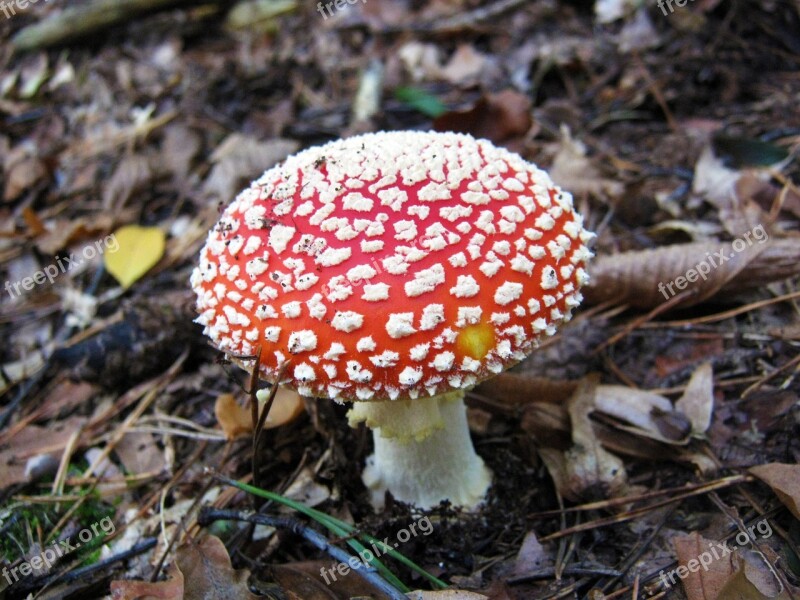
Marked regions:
[191,131,593,402]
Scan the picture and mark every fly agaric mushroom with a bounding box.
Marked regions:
[191,131,593,509]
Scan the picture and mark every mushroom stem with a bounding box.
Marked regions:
[348,392,491,510]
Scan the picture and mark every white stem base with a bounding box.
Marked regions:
[348,393,491,510]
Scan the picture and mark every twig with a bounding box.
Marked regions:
[18,538,157,597]
[530,474,751,518]
[643,289,800,328]
[11,0,205,52]
[197,507,408,600]
[507,566,623,584]
[538,474,753,542]
[741,351,800,398]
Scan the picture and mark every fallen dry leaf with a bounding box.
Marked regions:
[671,532,736,600]
[438,44,490,84]
[749,463,800,520]
[397,41,443,82]
[102,154,159,212]
[693,144,742,218]
[3,143,48,201]
[654,339,724,379]
[115,431,166,476]
[476,372,578,406]
[582,238,797,310]
[104,225,166,288]
[161,123,202,180]
[203,135,299,201]
[594,385,690,444]
[738,171,800,220]
[34,214,118,255]
[521,402,571,449]
[272,561,392,599]
[0,416,88,486]
[482,373,694,454]
[694,139,791,237]
[176,535,260,600]
[511,531,553,578]
[111,563,184,600]
[281,466,331,508]
[539,376,628,501]
[112,534,260,600]
[215,394,252,440]
[549,126,623,199]
[717,550,789,600]
[433,89,532,145]
[738,391,798,434]
[675,363,714,436]
[215,387,305,440]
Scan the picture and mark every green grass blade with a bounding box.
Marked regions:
[218,476,447,590]
[217,476,407,591]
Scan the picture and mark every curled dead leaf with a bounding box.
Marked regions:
[594,385,690,444]
[583,238,798,310]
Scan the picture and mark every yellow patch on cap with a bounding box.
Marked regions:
[456,322,495,361]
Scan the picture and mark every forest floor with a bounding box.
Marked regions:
[1,1,800,599]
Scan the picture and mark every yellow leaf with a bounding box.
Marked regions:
[104,225,165,288]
